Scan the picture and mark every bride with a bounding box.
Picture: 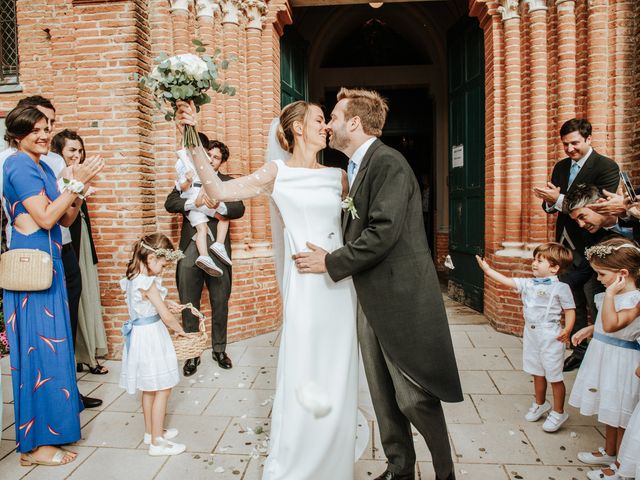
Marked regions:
[177,100,361,479]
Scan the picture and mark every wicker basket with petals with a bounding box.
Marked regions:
[167,301,208,361]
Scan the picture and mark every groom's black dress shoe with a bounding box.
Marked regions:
[183,357,201,377]
[213,351,232,369]
[81,395,103,409]
[563,352,582,372]
[374,470,415,480]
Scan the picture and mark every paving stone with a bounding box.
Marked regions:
[203,388,274,417]
[469,331,522,348]
[155,453,250,479]
[459,371,499,394]
[76,411,145,448]
[167,386,219,415]
[455,348,514,371]
[177,366,260,390]
[521,425,605,465]
[419,462,509,480]
[66,447,164,480]
[214,417,270,455]
[251,367,276,390]
[236,347,279,367]
[505,464,595,479]
[449,423,539,464]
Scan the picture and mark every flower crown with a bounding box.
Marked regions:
[141,242,185,261]
[585,243,640,261]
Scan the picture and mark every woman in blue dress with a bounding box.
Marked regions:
[3,105,103,466]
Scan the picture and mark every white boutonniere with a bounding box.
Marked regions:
[341,196,359,220]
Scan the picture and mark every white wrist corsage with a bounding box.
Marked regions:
[341,196,359,220]
[60,178,86,199]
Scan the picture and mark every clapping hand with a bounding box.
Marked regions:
[186,170,194,182]
[72,154,104,184]
[533,182,561,204]
[195,190,219,209]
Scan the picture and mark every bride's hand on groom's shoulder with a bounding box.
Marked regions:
[293,242,328,274]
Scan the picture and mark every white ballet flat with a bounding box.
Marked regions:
[296,381,332,419]
[148,438,186,456]
[144,428,178,445]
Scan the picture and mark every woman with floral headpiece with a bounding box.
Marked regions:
[119,232,188,456]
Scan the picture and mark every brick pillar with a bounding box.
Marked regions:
[610,0,634,168]
[243,1,269,243]
[496,0,524,256]
[525,0,550,246]
[73,0,154,354]
[556,0,577,121]
[220,0,251,245]
[169,0,191,53]
[586,0,608,152]
[195,0,220,136]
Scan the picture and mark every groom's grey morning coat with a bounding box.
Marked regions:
[326,139,463,403]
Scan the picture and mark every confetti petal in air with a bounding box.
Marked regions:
[296,381,332,419]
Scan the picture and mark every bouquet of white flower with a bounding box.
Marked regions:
[137,40,236,147]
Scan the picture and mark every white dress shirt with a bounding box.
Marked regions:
[347,137,377,189]
[550,147,593,213]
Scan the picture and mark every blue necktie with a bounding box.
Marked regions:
[347,160,357,184]
[532,278,553,285]
[609,223,634,239]
[568,162,580,187]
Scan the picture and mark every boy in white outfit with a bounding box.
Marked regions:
[477,242,576,432]
[175,144,231,277]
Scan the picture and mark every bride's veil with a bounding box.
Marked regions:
[265,117,290,293]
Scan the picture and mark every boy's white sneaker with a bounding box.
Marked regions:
[195,255,223,277]
[143,428,178,445]
[542,410,569,432]
[525,401,551,422]
[586,464,621,480]
[209,242,232,266]
[578,447,617,466]
[148,438,186,456]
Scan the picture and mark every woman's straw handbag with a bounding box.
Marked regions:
[0,206,53,291]
[167,301,208,360]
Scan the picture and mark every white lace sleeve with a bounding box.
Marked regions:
[188,145,277,201]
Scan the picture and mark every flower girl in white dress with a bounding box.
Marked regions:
[568,238,640,479]
[119,233,188,456]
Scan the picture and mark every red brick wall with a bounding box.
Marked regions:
[1,0,287,357]
[471,0,639,334]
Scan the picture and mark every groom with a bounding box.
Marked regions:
[295,88,462,480]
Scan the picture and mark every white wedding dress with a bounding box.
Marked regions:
[263,160,359,480]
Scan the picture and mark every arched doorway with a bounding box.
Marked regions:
[280,0,485,310]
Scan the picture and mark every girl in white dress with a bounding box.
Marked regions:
[568,238,640,479]
[177,101,360,479]
[119,233,188,456]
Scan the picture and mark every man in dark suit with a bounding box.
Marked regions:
[165,137,245,375]
[533,119,619,371]
[295,88,462,480]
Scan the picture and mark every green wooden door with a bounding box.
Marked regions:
[280,26,307,107]
[447,16,485,312]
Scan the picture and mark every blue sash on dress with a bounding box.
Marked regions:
[121,314,161,352]
[593,332,640,351]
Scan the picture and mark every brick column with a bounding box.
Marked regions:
[195,0,220,135]
[220,0,251,245]
[169,0,191,53]
[496,0,524,257]
[586,0,608,152]
[524,0,550,246]
[556,0,577,121]
[242,0,269,243]
[73,0,155,354]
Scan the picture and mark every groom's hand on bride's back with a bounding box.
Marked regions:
[293,242,328,273]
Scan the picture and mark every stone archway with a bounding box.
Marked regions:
[285,1,469,261]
